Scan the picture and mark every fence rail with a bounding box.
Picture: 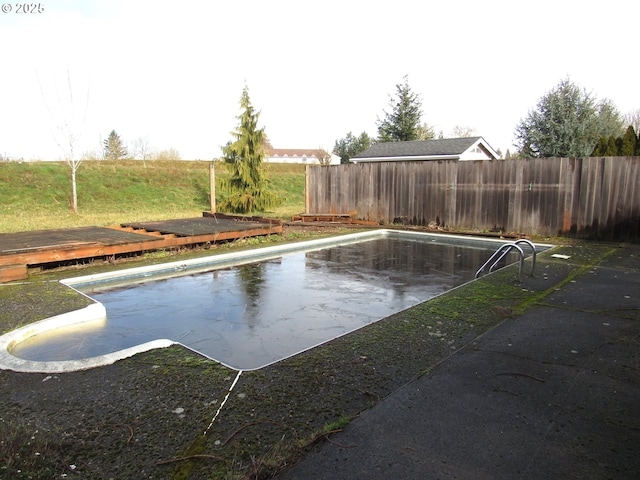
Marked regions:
[306,157,640,239]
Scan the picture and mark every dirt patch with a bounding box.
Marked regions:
[0,229,600,479]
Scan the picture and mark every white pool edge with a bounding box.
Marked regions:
[0,230,552,373]
[60,229,386,288]
[0,302,176,373]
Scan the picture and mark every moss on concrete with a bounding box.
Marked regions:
[0,232,621,479]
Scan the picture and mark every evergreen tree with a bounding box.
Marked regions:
[605,135,619,156]
[376,75,423,142]
[620,126,637,156]
[593,126,640,156]
[103,130,128,160]
[515,79,623,158]
[333,131,373,163]
[219,86,281,214]
[615,137,623,155]
[592,137,608,156]
[222,140,237,164]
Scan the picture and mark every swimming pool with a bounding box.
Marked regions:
[0,230,548,372]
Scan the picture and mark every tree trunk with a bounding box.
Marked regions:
[70,165,78,213]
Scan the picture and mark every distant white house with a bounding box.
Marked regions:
[264,148,341,165]
[351,137,501,163]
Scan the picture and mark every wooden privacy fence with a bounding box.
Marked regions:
[306,156,640,239]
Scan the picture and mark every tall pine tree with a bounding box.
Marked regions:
[219,86,281,214]
[376,75,423,142]
[103,130,128,160]
[592,137,608,156]
[606,136,619,155]
[620,126,637,156]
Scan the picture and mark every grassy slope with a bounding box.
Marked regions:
[0,161,306,232]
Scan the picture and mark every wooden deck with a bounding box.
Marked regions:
[0,214,282,283]
[290,211,379,226]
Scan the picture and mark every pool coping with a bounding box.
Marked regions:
[0,230,552,373]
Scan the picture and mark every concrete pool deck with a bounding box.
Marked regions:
[277,242,640,479]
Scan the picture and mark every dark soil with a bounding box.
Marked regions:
[0,225,604,479]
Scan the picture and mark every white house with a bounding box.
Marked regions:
[264,148,341,165]
[351,137,501,163]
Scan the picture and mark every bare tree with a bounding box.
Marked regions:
[452,125,476,137]
[624,108,640,133]
[38,69,90,213]
[80,149,102,161]
[131,136,151,166]
[415,122,436,140]
[151,148,182,161]
[317,148,332,165]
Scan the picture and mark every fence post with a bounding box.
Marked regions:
[305,165,310,214]
[209,162,216,213]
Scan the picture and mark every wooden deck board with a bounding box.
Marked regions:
[0,227,163,255]
[122,217,272,236]
[0,215,282,282]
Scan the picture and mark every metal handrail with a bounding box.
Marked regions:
[514,239,536,276]
[475,240,537,282]
[489,244,524,276]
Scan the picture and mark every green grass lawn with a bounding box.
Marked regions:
[0,160,307,232]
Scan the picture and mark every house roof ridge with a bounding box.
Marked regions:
[351,137,498,161]
[266,147,326,155]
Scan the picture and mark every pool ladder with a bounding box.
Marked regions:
[475,239,537,282]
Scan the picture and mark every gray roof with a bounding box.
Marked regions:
[352,137,484,159]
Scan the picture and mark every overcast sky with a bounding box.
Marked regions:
[1,0,638,160]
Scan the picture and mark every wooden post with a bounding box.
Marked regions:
[210,162,216,213]
[305,165,310,214]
